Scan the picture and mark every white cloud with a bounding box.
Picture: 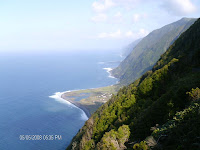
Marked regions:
[91,0,148,24]
[91,11,123,24]
[125,29,149,39]
[92,0,144,12]
[92,0,197,16]
[132,13,148,23]
[115,0,142,9]
[163,0,196,15]
[98,30,122,38]
[125,31,134,37]
[92,0,115,12]
[133,14,140,22]
[98,29,149,39]
[91,13,108,22]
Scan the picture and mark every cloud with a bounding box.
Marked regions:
[91,0,147,24]
[162,0,196,15]
[92,11,123,24]
[98,30,122,38]
[125,29,149,38]
[91,13,108,22]
[92,0,197,16]
[97,28,149,39]
[115,0,142,9]
[125,31,134,37]
[132,13,148,23]
[92,0,115,12]
[92,0,144,12]
[133,14,140,22]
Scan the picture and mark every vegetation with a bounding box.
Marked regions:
[111,18,196,85]
[152,92,200,150]
[133,141,148,150]
[67,18,200,150]
[96,125,130,150]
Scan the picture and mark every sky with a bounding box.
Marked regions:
[0,0,199,52]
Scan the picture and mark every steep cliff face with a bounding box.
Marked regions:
[122,38,142,57]
[67,18,200,150]
[111,18,197,85]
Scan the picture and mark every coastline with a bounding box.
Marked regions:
[103,68,116,79]
[60,84,120,115]
[51,67,119,119]
[61,94,91,118]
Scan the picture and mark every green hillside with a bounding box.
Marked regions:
[67,18,200,150]
[112,18,197,85]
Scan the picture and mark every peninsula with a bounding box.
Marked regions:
[61,85,120,116]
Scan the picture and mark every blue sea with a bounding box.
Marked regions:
[0,50,121,150]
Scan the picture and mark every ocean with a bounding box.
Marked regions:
[0,50,121,150]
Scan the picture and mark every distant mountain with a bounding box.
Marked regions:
[111,18,197,85]
[67,18,200,150]
[121,38,142,57]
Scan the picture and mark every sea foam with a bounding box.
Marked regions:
[103,68,116,79]
[49,91,88,120]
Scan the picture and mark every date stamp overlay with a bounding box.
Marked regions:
[19,135,62,141]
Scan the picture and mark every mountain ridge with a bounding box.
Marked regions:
[111,17,197,85]
[67,18,200,150]
[122,38,142,57]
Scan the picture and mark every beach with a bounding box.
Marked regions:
[61,94,91,118]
